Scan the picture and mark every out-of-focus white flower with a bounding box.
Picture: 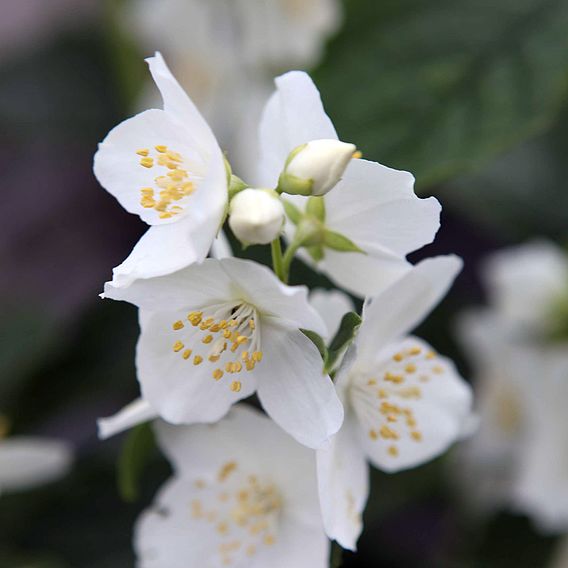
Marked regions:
[228,189,285,245]
[94,52,227,288]
[316,256,473,550]
[210,230,233,260]
[100,257,343,449]
[134,405,329,568]
[309,288,354,340]
[279,140,357,196]
[483,240,568,336]
[455,240,568,534]
[258,71,441,298]
[0,417,72,494]
[126,0,341,178]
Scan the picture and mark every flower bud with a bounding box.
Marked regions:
[278,139,357,196]
[229,189,285,245]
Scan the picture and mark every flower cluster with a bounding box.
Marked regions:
[456,240,568,533]
[94,53,474,565]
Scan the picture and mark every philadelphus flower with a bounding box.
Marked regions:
[101,257,343,449]
[316,256,474,549]
[309,288,354,340]
[456,241,568,532]
[0,416,72,494]
[228,189,285,245]
[135,405,329,568]
[257,71,441,298]
[279,139,357,196]
[93,52,227,288]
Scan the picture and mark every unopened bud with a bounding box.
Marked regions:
[228,189,284,245]
[278,139,357,196]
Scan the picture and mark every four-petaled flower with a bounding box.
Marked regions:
[316,256,474,549]
[101,257,343,449]
[94,52,228,288]
[257,70,441,297]
[135,405,329,568]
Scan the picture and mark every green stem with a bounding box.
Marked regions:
[330,542,344,568]
[271,238,286,282]
[281,240,302,283]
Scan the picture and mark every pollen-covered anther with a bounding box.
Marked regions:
[135,144,194,218]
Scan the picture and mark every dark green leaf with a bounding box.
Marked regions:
[300,329,328,364]
[316,0,568,188]
[117,422,156,503]
[326,311,362,373]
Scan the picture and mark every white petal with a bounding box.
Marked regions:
[258,70,338,187]
[0,437,72,493]
[97,398,158,440]
[326,159,441,256]
[209,229,233,259]
[256,323,343,449]
[146,52,218,148]
[220,259,327,334]
[316,411,369,550]
[309,288,354,339]
[351,337,473,473]
[136,311,257,425]
[355,256,463,364]
[103,258,235,311]
[320,249,412,299]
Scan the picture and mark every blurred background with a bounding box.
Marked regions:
[1,0,567,566]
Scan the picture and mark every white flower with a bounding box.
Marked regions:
[210,230,233,260]
[483,240,568,336]
[309,288,354,340]
[135,405,329,568]
[280,140,357,196]
[93,52,227,288]
[510,345,568,533]
[0,423,72,494]
[228,189,285,245]
[126,0,341,179]
[101,257,343,449]
[316,256,474,550]
[257,71,441,298]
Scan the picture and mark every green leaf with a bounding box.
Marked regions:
[306,196,326,221]
[300,329,328,364]
[326,311,362,373]
[315,0,568,188]
[282,199,303,225]
[307,245,325,262]
[117,422,156,503]
[323,230,365,253]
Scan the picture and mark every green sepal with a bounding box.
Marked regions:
[282,199,303,225]
[283,143,307,169]
[300,329,329,365]
[325,311,362,373]
[323,230,366,254]
[307,245,325,262]
[117,422,156,503]
[277,171,313,196]
[306,196,326,222]
[228,175,248,199]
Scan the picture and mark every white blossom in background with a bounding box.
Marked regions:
[309,288,354,340]
[455,240,568,533]
[135,405,329,568]
[126,0,341,178]
[257,71,441,298]
[0,417,72,494]
[316,256,474,550]
[94,52,227,288]
[100,257,343,449]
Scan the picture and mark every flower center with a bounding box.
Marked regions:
[170,302,263,392]
[350,343,446,458]
[135,145,196,219]
[191,461,282,565]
